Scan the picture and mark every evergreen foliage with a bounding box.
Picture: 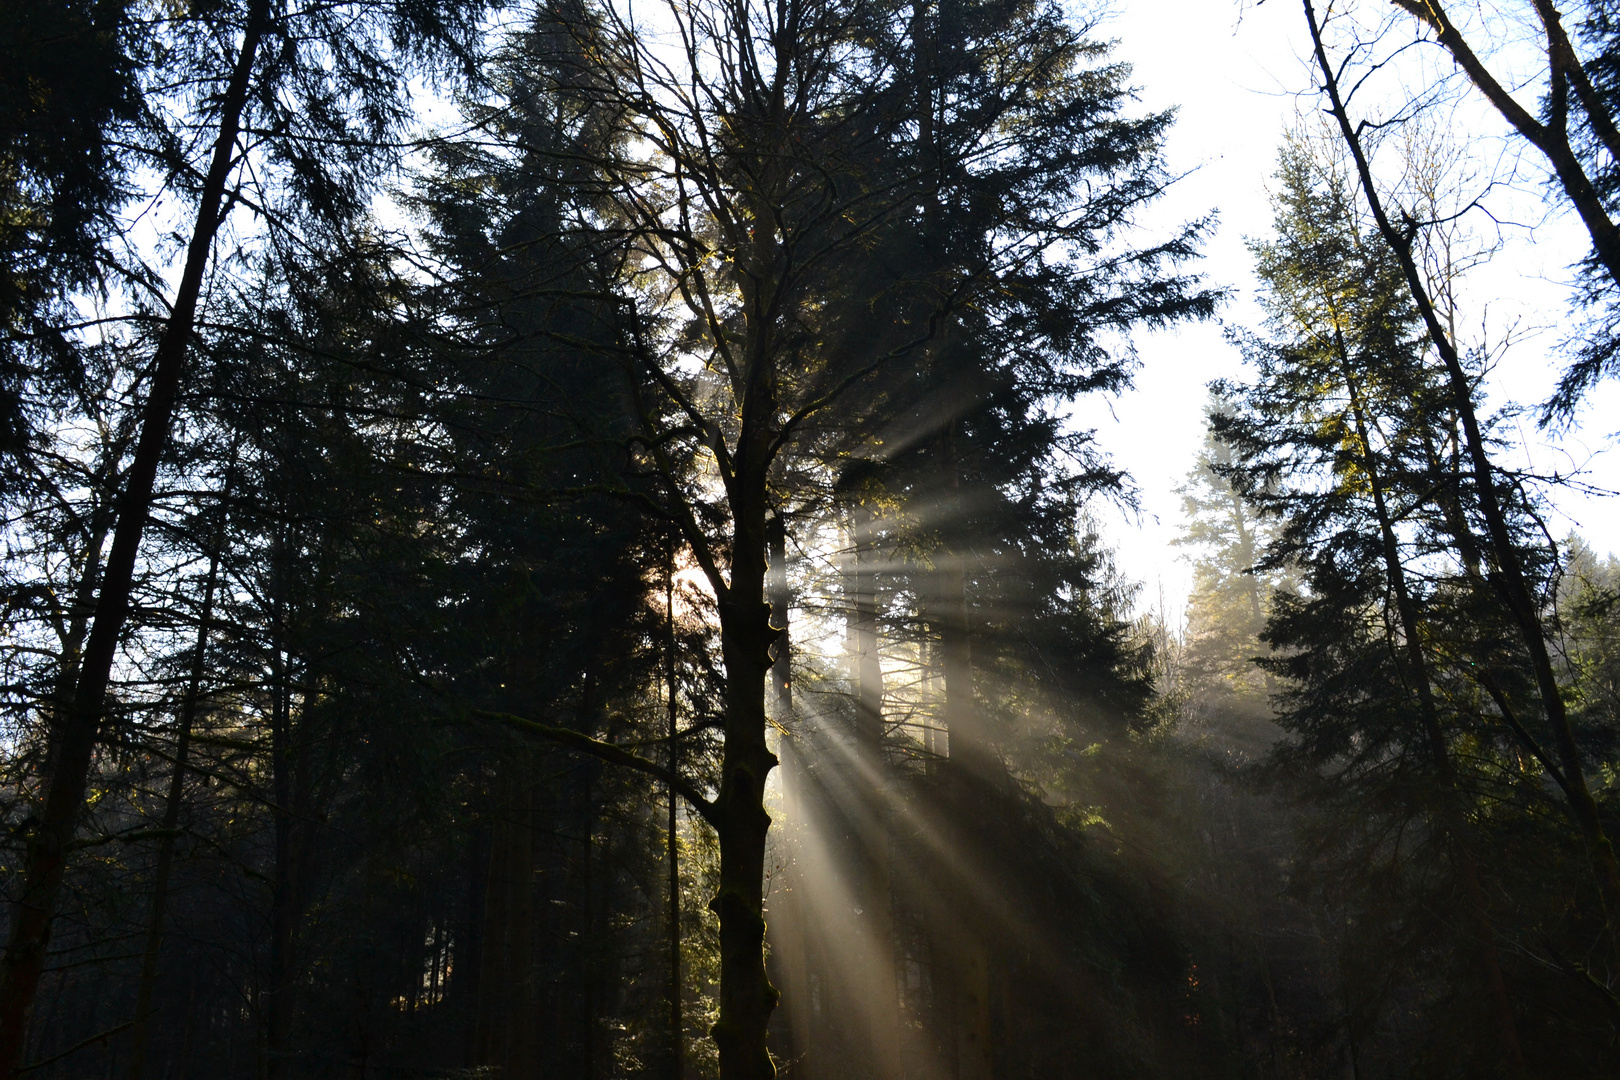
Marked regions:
[1,2,1618,1079]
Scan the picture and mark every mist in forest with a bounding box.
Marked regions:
[4,0,1620,1078]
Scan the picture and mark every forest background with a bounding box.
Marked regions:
[3,0,1620,1078]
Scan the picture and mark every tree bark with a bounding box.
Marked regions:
[471,757,535,1076]
[265,632,295,1080]
[668,535,684,1080]
[471,776,514,1068]
[709,483,779,1080]
[951,936,994,1080]
[928,428,995,1080]
[0,5,269,1073]
[578,770,595,1080]
[769,513,792,720]
[768,514,813,1078]
[456,819,489,1064]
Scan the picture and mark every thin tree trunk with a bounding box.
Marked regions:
[851,500,884,758]
[929,428,994,1080]
[936,427,987,777]
[578,770,595,1080]
[48,498,114,745]
[515,770,538,1078]
[454,818,488,1064]
[127,520,227,1080]
[266,622,294,1080]
[472,777,514,1067]
[1418,425,1485,577]
[0,6,269,1072]
[1341,364,1528,1078]
[1306,0,1620,921]
[668,534,684,1080]
[846,498,900,1077]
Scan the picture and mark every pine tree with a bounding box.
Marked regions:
[413,0,1213,1073]
[1174,404,1287,738]
[0,0,141,483]
[0,2,493,1067]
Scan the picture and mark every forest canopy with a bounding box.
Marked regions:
[0,0,1618,1078]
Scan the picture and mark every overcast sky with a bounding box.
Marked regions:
[1076,0,1620,621]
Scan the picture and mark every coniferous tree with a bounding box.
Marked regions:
[0,0,142,484]
[0,3,493,1066]
[412,1,1213,1074]
[1213,125,1620,1073]
[1173,408,1288,739]
[1335,8,1620,979]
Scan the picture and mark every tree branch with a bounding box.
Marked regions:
[475,710,718,825]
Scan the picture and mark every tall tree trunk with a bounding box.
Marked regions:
[768,514,791,723]
[936,427,987,777]
[48,497,114,746]
[668,535,685,1080]
[951,938,993,1080]
[128,526,226,1080]
[767,514,813,1078]
[1342,364,1528,1078]
[454,819,489,1064]
[472,757,535,1076]
[511,764,537,1079]
[266,633,295,1080]
[850,500,884,759]
[472,775,515,1068]
[1306,0,1620,922]
[578,770,595,1080]
[930,427,994,1080]
[845,499,900,1077]
[0,5,269,1072]
[710,482,778,1080]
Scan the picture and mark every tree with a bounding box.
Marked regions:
[0,1,490,1069]
[1301,0,1620,933]
[0,0,141,484]
[1215,129,1535,1071]
[1174,405,1287,736]
[421,0,1211,1073]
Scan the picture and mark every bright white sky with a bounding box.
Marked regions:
[1077,0,1620,621]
